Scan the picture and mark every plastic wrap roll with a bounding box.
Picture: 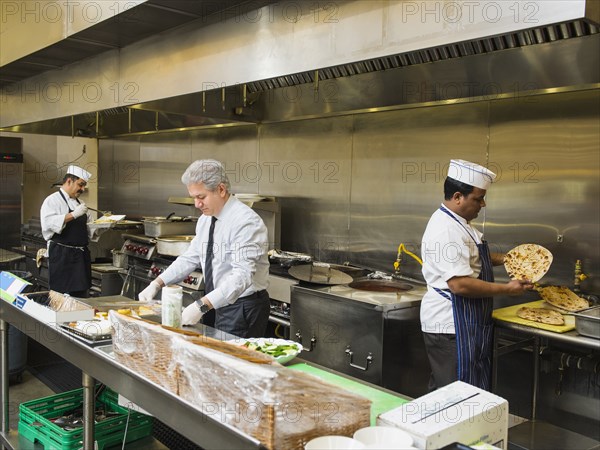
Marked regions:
[161,285,182,328]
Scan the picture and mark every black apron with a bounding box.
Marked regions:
[215,290,270,338]
[434,206,495,390]
[48,192,91,295]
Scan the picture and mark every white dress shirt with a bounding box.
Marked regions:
[40,188,90,241]
[160,195,270,309]
[420,204,483,334]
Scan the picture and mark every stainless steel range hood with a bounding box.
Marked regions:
[1,1,598,136]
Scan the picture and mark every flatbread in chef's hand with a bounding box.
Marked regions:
[516,306,565,326]
[504,244,553,282]
[538,285,589,312]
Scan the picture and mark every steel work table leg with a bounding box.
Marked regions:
[82,372,95,450]
[532,336,540,421]
[1,319,9,442]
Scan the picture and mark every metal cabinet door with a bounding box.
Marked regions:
[291,287,384,385]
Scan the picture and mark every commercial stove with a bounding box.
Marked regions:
[119,233,203,302]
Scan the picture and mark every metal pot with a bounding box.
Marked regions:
[156,235,194,257]
[111,250,128,268]
[142,216,197,237]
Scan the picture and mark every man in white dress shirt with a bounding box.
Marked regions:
[40,165,92,297]
[139,159,270,338]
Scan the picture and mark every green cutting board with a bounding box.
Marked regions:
[287,363,408,425]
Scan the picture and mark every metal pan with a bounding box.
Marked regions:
[288,263,353,285]
[571,305,600,339]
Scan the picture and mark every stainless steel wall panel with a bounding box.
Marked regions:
[99,89,599,283]
[190,126,259,195]
[99,138,141,218]
[349,103,490,273]
[140,133,192,217]
[487,90,600,289]
[258,118,353,262]
[98,140,114,211]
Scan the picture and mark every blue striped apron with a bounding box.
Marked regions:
[434,206,495,390]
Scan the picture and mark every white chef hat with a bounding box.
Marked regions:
[447,159,496,190]
[66,165,91,182]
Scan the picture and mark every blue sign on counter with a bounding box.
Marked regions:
[0,271,32,304]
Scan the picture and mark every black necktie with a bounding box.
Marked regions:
[203,216,217,294]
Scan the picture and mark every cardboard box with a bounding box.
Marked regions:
[377,381,508,450]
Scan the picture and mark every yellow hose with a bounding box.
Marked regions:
[394,243,423,272]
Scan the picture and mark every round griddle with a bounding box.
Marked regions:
[288,264,353,285]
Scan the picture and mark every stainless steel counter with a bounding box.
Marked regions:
[0,300,264,450]
[495,319,600,351]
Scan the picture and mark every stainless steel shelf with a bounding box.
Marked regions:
[0,301,264,450]
[495,320,600,351]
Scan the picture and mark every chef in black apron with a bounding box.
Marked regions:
[40,165,92,297]
[420,159,534,391]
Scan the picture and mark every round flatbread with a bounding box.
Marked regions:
[538,285,589,312]
[516,307,565,326]
[504,244,553,282]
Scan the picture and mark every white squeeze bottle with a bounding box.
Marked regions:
[161,285,182,328]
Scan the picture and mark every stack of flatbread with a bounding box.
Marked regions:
[537,285,589,312]
[504,244,553,282]
[516,306,565,326]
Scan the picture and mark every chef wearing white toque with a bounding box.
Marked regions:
[420,159,533,391]
[40,165,92,297]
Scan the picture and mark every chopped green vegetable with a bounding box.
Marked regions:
[242,341,299,358]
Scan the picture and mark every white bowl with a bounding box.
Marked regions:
[353,426,414,449]
[305,436,366,449]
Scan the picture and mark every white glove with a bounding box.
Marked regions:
[139,280,161,302]
[182,302,203,326]
[72,203,88,219]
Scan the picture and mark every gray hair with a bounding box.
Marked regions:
[181,159,231,191]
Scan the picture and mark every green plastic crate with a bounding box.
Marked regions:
[18,387,152,450]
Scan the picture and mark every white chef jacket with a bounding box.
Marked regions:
[420,204,483,334]
[40,188,91,241]
[160,195,270,309]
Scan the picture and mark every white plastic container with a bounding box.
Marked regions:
[305,436,365,449]
[353,426,414,449]
[161,285,182,328]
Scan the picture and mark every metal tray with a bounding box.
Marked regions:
[60,324,112,346]
[288,263,353,285]
[572,305,600,339]
[142,218,197,237]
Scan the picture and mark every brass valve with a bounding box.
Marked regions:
[573,259,588,293]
